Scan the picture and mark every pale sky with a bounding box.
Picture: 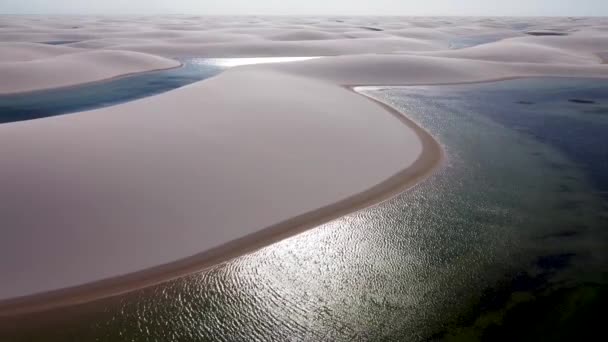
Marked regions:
[1,0,608,16]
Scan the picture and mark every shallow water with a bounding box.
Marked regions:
[1,78,607,341]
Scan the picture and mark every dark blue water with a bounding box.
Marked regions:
[0,59,225,124]
[418,78,608,200]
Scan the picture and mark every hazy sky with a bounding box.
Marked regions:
[2,0,608,16]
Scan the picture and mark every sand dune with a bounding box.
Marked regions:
[385,27,456,40]
[110,37,442,58]
[259,53,608,86]
[407,41,601,64]
[0,68,431,301]
[265,54,512,84]
[0,42,83,62]
[507,33,608,55]
[265,29,344,41]
[0,49,180,94]
[67,38,160,49]
[0,15,607,311]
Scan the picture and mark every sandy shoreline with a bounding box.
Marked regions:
[0,87,443,317]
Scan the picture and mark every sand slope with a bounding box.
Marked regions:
[0,49,180,94]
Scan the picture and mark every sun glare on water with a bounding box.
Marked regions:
[198,56,321,67]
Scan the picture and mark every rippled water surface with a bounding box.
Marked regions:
[1,78,607,341]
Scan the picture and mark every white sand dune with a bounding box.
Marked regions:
[67,38,160,49]
[265,29,344,41]
[385,27,456,40]
[0,42,84,62]
[108,37,442,58]
[0,15,607,312]
[0,68,430,302]
[507,33,608,56]
[0,31,96,43]
[0,49,180,94]
[341,30,391,39]
[259,53,608,85]
[169,32,264,43]
[407,41,601,64]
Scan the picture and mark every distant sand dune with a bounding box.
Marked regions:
[0,49,180,94]
[265,29,344,41]
[67,38,160,49]
[0,68,431,304]
[0,42,83,62]
[508,33,608,54]
[110,37,442,58]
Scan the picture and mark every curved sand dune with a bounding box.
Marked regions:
[67,38,160,49]
[259,53,608,85]
[265,29,344,41]
[407,41,601,64]
[108,37,443,58]
[0,31,96,43]
[385,27,457,40]
[0,49,180,94]
[1,15,608,314]
[507,33,608,57]
[0,42,83,62]
[0,68,441,308]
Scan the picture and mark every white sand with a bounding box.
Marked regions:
[1,15,608,308]
[0,69,426,301]
[102,37,443,58]
[0,42,83,62]
[405,41,601,64]
[0,49,180,94]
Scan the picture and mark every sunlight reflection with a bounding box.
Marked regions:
[195,56,321,68]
